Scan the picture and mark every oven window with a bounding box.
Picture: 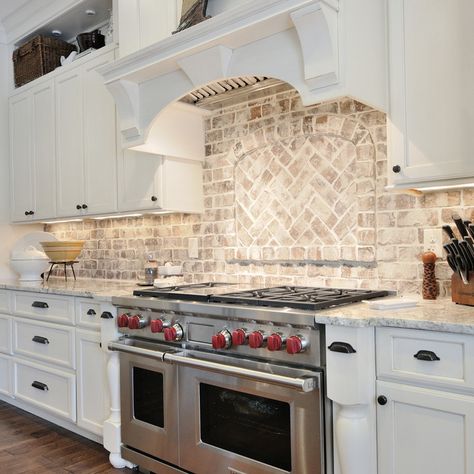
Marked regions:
[200,383,291,471]
[133,367,164,428]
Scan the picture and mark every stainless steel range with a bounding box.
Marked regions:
[110,284,388,474]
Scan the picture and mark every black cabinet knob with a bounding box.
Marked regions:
[86,309,96,316]
[76,204,82,210]
[392,165,401,173]
[377,395,388,406]
[30,211,34,215]
[151,196,158,202]
[100,311,113,319]
[82,204,88,209]
[24,211,29,216]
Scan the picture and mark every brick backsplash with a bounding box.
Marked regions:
[46,90,474,296]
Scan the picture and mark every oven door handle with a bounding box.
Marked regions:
[165,352,319,393]
[108,341,167,361]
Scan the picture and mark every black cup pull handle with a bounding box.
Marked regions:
[31,381,49,391]
[32,301,49,309]
[32,336,49,345]
[328,341,357,354]
[414,350,440,361]
[87,309,96,316]
[100,311,113,319]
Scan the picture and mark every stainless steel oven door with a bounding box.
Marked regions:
[167,351,324,474]
[111,339,179,466]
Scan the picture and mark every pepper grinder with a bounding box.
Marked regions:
[422,251,438,300]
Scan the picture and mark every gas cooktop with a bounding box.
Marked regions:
[133,283,389,311]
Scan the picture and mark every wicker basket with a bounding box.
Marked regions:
[13,35,76,88]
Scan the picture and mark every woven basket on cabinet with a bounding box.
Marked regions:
[13,35,76,88]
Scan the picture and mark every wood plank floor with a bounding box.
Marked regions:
[0,400,133,473]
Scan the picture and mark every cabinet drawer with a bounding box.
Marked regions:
[12,292,75,325]
[13,319,75,369]
[0,315,12,355]
[0,290,10,312]
[14,359,76,421]
[376,327,474,391]
[75,299,101,330]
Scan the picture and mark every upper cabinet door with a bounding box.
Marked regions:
[55,67,85,217]
[32,82,56,220]
[82,50,117,215]
[9,92,34,222]
[117,150,162,212]
[388,0,474,187]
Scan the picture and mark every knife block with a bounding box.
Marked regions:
[451,273,474,306]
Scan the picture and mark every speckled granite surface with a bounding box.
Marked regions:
[0,278,140,302]
[316,298,474,334]
[0,279,473,334]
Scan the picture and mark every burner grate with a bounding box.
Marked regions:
[209,286,389,310]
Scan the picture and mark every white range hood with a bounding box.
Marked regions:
[99,0,387,154]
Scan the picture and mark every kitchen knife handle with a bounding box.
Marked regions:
[452,213,469,238]
[442,225,456,240]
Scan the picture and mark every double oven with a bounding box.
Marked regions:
[109,296,331,474]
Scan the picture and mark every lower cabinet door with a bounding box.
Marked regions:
[76,329,109,435]
[377,381,474,474]
[14,359,76,421]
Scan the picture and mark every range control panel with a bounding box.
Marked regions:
[116,308,321,366]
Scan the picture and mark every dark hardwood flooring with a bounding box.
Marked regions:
[0,400,132,473]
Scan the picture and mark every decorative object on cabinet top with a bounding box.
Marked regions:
[174,0,211,33]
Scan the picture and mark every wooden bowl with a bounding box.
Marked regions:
[40,241,84,262]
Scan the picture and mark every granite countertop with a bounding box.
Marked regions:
[1,278,473,334]
[316,298,474,334]
[0,278,140,302]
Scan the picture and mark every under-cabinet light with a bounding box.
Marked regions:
[415,183,474,192]
[93,214,143,220]
[42,219,83,224]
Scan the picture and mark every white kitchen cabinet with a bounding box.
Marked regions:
[0,315,12,355]
[0,355,12,397]
[10,80,56,222]
[377,380,474,474]
[387,0,474,189]
[56,66,84,217]
[118,153,203,213]
[117,0,179,57]
[56,48,117,217]
[76,329,109,435]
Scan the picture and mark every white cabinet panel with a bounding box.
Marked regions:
[12,292,75,325]
[32,82,56,219]
[0,355,12,397]
[82,50,117,214]
[56,67,84,217]
[377,327,474,392]
[117,150,162,211]
[13,319,75,369]
[14,358,76,422]
[388,0,474,187]
[0,290,11,314]
[10,92,33,221]
[0,315,12,355]
[75,299,101,330]
[76,329,109,435]
[377,380,474,474]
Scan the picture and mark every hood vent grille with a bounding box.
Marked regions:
[182,76,293,109]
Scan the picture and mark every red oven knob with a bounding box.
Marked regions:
[150,319,170,333]
[249,331,266,349]
[164,324,184,342]
[286,336,308,354]
[128,314,147,330]
[232,328,248,346]
[267,333,285,351]
[117,313,129,328]
[212,330,232,350]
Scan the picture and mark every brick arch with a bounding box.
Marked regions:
[230,105,377,263]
